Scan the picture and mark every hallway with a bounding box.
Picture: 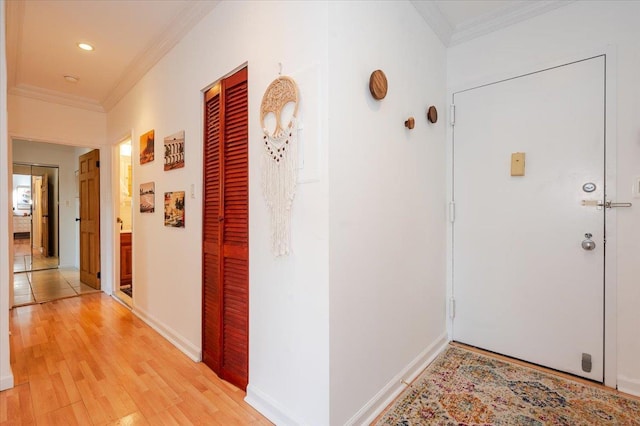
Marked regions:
[2,293,271,425]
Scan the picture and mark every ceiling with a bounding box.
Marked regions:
[5,0,218,112]
[4,0,569,113]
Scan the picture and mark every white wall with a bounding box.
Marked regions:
[328,1,448,424]
[12,140,80,267]
[447,0,640,396]
[107,1,330,424]
[8,94,106,147]
[0,0,15,392]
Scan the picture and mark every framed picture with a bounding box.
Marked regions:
[164,191,185,228]
[16,185,31,210]
[164,130,185,171]
[139,182,155,213]
[140,129,155,164]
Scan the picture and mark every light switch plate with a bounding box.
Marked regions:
[634,176,640,198]
[511,152,525,176]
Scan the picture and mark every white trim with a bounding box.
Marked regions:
[0,0,15,393]
[101,0,219,111]
[9,85,105,113]
[450,1,573,46]
[111,294,132,310]
[602,47,618,389]
[411,0,572,48]
[0,374,14,392]
[410,1,453,46]
[617,375,640,397]
[447,45,618,388]
[345,333,449,426]
[245,384,305,426]
[132,305,201,362]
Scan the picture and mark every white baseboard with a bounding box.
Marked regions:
[617,374,640,397]
[0,373,14,391]
[132,306,201,362]
[245,384,303,426]
[345,333,450,426]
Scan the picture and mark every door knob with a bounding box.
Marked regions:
[581,233,596,251]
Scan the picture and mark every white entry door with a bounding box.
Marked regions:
[452,56,605,381]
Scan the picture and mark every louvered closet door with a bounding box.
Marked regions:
[202,67,249,390]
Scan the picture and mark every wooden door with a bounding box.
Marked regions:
[202,67,249,390]
[120,232,132,286]
[452,57,605,380]
[41,173,49,257]
[79,149,101,289]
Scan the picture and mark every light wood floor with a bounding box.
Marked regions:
[1,293,272,425]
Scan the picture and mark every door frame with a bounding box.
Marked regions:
[446,47,618,388]
[7,135,112,294]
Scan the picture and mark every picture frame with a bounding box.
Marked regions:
[140,130,155,165]
[164,191,185,228]
[16,185,31,210]
[164,130,185,171]
[140,182,155,213]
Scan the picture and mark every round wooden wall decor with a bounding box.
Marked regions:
[369,70,388,100]
[427,106,438,123]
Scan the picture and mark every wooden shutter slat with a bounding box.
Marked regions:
[202,89,222,373]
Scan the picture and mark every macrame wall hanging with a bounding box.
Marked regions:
[260,74,300,256]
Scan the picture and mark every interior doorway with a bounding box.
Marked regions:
[11,140,102,306]
[116,138,133,305]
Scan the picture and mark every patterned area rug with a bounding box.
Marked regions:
[377,345,640,425]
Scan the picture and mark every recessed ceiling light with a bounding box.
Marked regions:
[77,42,94,51]
[64,75,79,83]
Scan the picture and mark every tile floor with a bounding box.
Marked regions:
[13,268,100,306]
[13,237,59,272]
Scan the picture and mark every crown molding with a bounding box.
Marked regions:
[5,0,25,88]
[450,1,574,46]
[101,0,219,112]
[410,0,453,46]
[9,84,105,113]
[412,0,573,47]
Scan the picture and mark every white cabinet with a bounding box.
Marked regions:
[13,215,31,234]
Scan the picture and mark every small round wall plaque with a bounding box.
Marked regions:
[427,106,438,123]
[369,70,388,100]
